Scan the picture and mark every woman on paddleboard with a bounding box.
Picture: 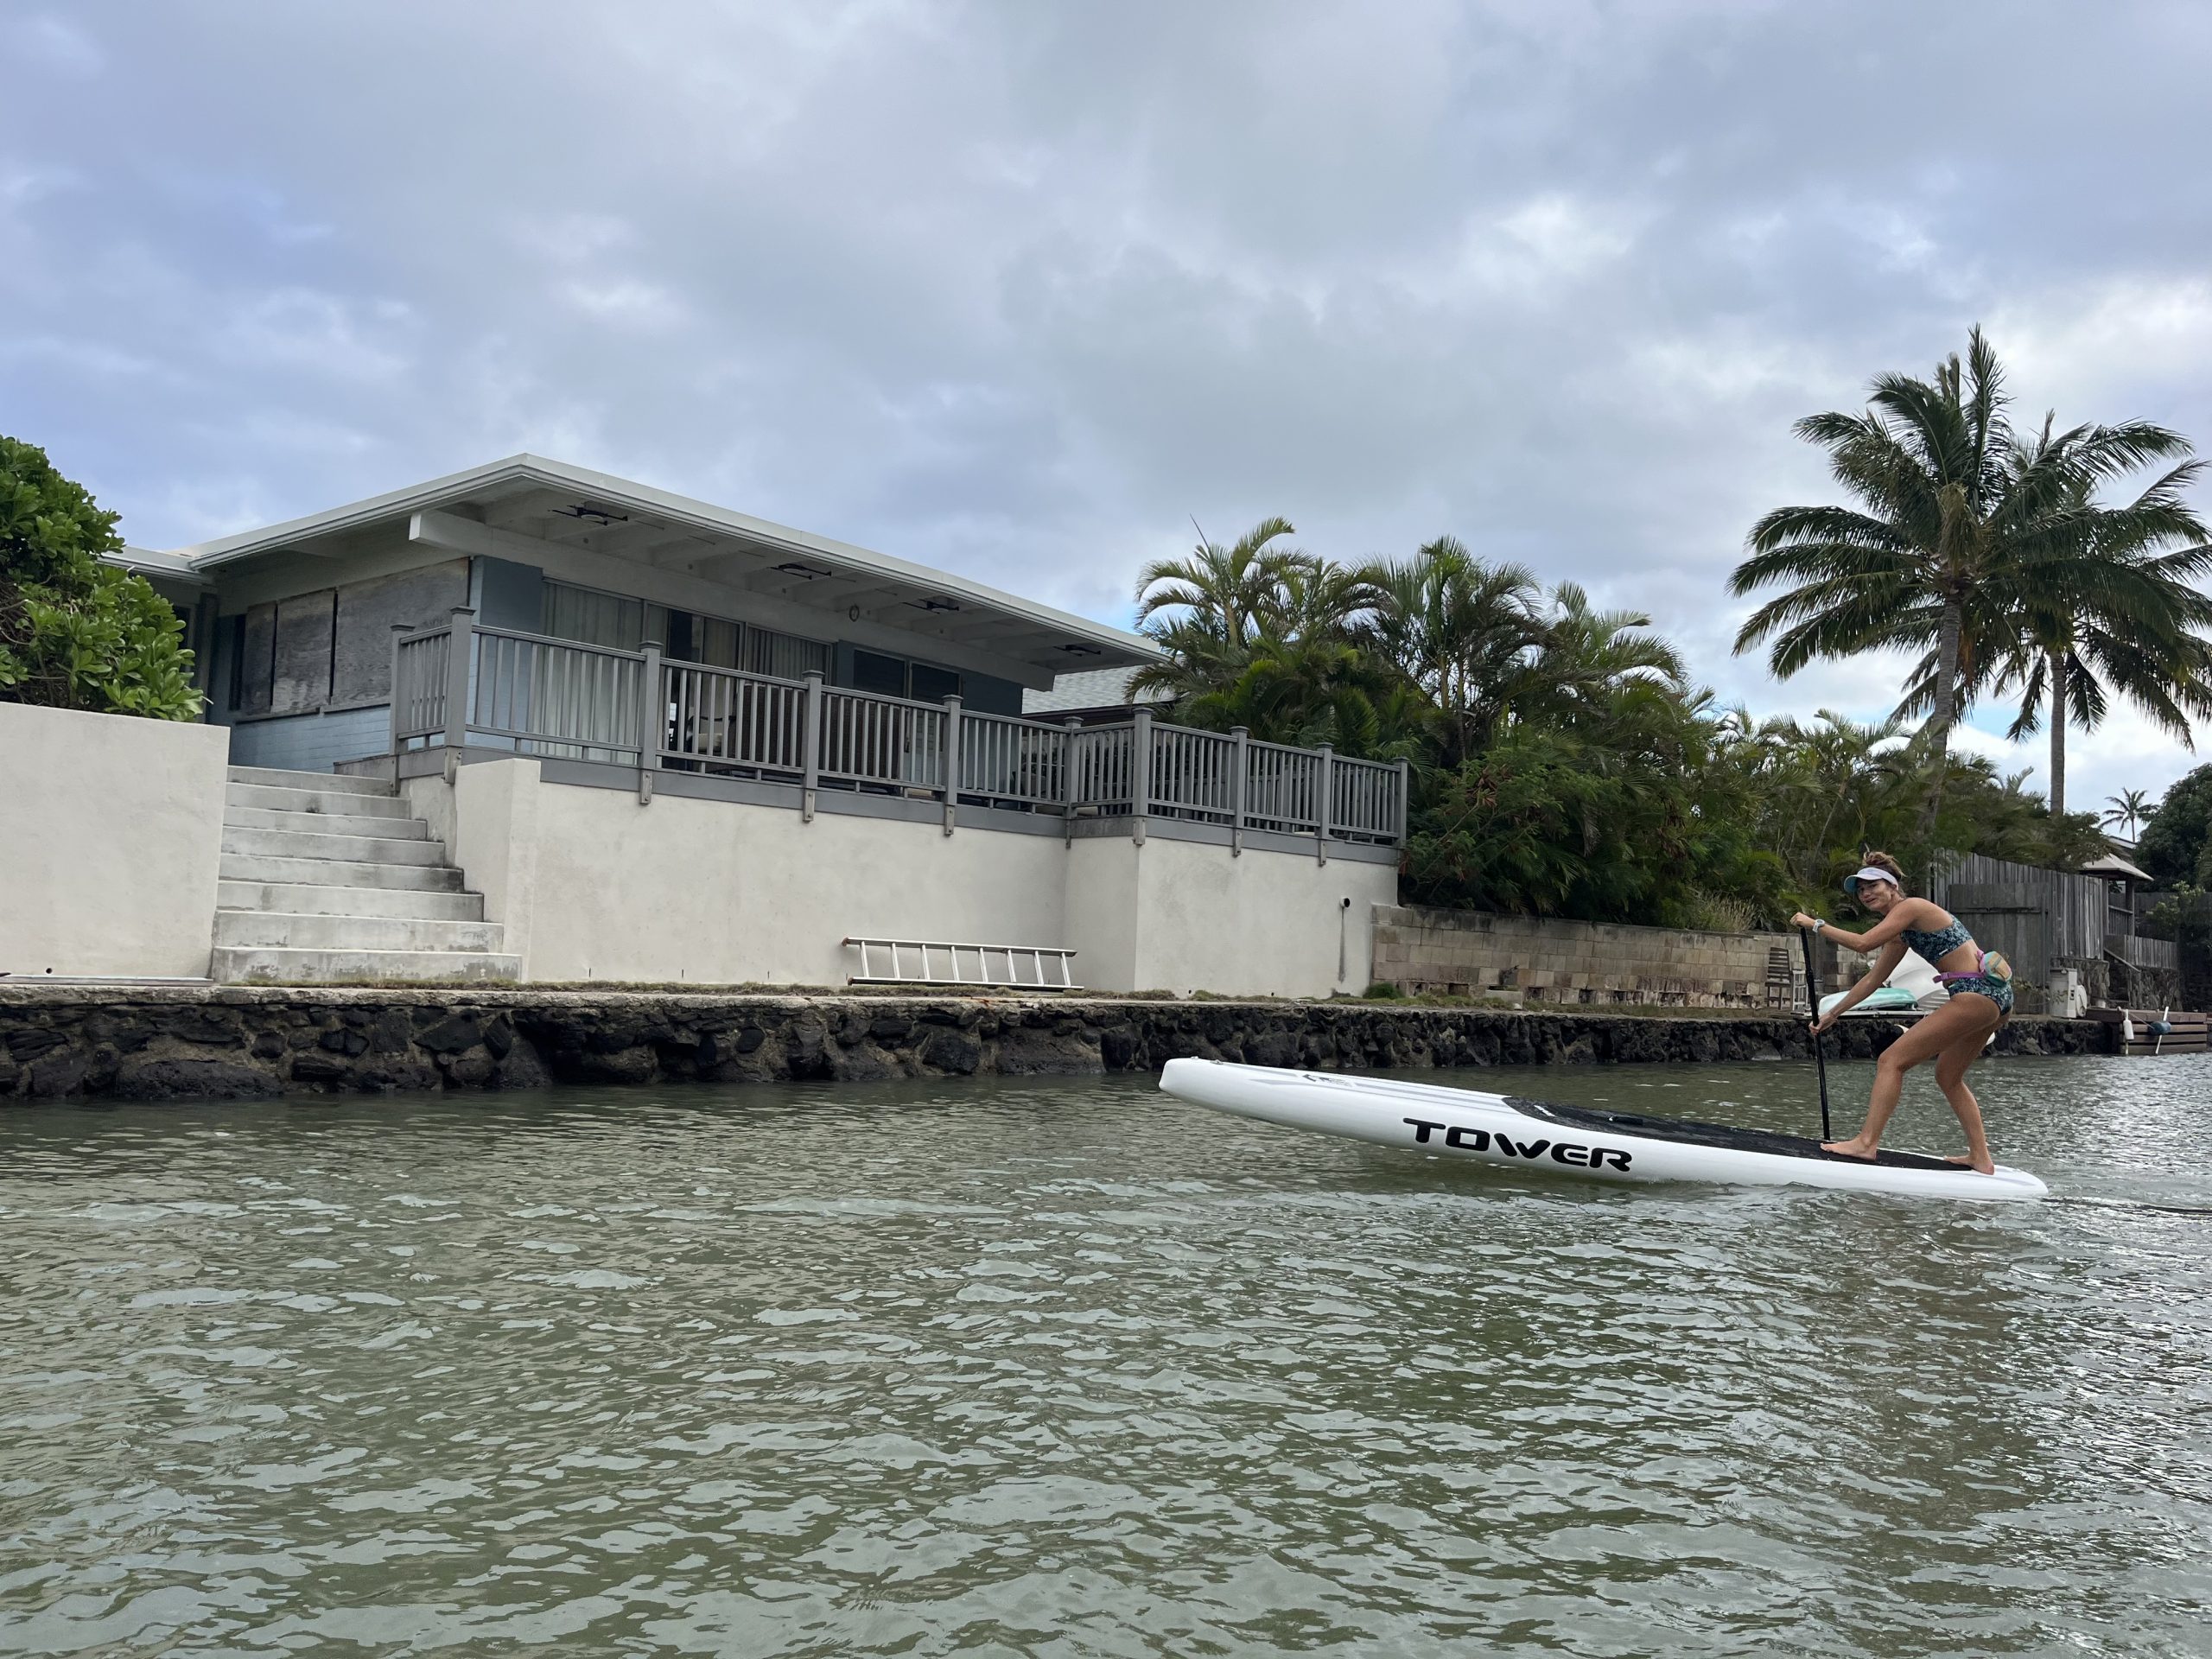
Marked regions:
[1790,852,2014,1175]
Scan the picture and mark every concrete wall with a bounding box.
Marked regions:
[414,759,1394,995]
[1371,903,1802,1009]
[1071,833,1395,997]
[0,703,229,977]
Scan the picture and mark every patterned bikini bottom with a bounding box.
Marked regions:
[1937,950,2015,1016]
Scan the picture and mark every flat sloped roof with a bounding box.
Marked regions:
[170,454,1159,677]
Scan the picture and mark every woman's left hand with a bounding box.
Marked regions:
[1790,912,1819,931]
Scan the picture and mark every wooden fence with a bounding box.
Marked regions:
[1927,850,2179,1012]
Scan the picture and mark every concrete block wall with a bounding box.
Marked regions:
[1371,903,1802,1009]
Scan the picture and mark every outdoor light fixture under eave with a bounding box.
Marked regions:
[776,560,835,580]
[906,596,961,613]
[554,502,628,526]
[1059,642,1102,657]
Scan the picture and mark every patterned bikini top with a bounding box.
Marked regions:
[1900,914,1974,965]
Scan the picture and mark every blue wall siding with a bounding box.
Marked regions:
[225,706,393,773]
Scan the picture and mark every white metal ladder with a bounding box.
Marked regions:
[842,937,1081,990]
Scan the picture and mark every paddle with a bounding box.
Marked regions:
[1801,926,1832,1142]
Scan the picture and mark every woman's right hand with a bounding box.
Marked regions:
[1808,1011,1838,1037]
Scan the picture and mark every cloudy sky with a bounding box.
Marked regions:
[7,1,2210,812]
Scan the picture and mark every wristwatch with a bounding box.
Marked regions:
[1811,919,1826,933]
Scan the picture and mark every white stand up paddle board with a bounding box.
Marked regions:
[1159,1059,2048,1202]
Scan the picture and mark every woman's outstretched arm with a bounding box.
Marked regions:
[1789,898,1939,955]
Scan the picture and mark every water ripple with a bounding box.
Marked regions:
[3,1056,2209,1655]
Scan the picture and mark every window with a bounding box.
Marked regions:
[543,580,829,681]
[543,582,645,649]
[850,650,907,698]
[742,625,831,681]
[910,662,962,704]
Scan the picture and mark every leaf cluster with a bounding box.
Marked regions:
[1,435,200,721]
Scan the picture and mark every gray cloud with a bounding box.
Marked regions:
[5,0,2210,809]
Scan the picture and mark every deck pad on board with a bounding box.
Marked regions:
[1507,1097,1964,1172]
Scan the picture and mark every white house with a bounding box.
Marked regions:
[23,455,1402,996]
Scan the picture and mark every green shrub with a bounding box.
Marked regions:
[0,435,200,720]
[2138,765,2212,887]
[1363,980,1403,999]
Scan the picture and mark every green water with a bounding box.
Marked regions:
[3,1054,2209,1656]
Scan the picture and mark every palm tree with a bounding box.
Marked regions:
[1128,517,1299,706]
[1261,552,1387,645]
[1132,517,1298,651]
[1731,327,2202,836]
[2103,788,2155,840]
[1516,583,1687,728]
[1362,537,1546,764]
[1967,443,2212,816]
[1132,530,1403,747]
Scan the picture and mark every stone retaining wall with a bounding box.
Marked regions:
[0,987,2109,1103]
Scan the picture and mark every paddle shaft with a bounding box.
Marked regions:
[1801,926,1832,1141]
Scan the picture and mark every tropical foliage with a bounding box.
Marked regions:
[1133,530,2109,930]
[2139,764,2212,887]
[1729,327,2212,824]
[0,435,200,720]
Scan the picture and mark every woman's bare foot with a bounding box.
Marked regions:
[1821,1138,1879,1160]
[1945,1153,1997,1174]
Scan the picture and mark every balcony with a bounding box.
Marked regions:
[390,611,1408,849]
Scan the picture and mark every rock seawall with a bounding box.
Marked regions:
[0,986,2111,1103]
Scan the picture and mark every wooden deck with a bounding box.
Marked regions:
[2086,1007,2209,1056]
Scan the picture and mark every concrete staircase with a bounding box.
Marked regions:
[212,766,520,984]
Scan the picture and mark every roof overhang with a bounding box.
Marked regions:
[108,545,208,588]
[172,454,1160,679]
[2082,852,2154,883]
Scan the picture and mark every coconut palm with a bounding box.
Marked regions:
[1885,414,2212,817]
[2102,788,2155,839]
[1731,327,2202,835]
[1968,450,2212,816]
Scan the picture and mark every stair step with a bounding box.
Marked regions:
[227,765,393,797]
[210,945,521,986]
[224,804,429,839]
[219,854,465,893]
[218,879,486,920]
[225,782,414,820]
[221,826,446,866]
[214,910,504,952]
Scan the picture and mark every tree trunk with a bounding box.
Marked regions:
[1916,598,1964,841]
[2047,647,2068,818]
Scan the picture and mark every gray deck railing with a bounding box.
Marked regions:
[391,613,1408,847]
